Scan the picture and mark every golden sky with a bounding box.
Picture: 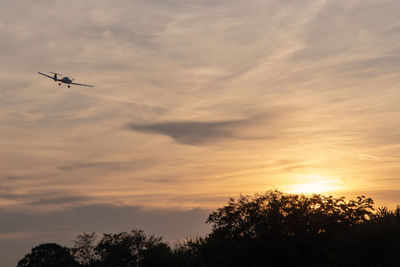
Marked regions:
[1,0,400,265]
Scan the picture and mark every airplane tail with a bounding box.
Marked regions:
[49,72,62,81]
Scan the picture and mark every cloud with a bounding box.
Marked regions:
[29,196,92,206]
[58,158,158,172]
[0,190,91,208]
[358,154,398,162]
[128,119,260,145]
[2,0,400,265]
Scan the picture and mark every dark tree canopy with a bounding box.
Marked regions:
[206,190,374,240]
[17,243,78,267]
[72,232,98,266]
[17,190,400,267]
[71,229,173,267]
[95,229,162,266]
[196,190,397,267]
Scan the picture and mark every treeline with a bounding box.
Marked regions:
[18,190,400,267]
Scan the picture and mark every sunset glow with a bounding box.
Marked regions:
[288,177,344,195]
[2,0,400,265]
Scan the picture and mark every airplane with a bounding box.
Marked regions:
[38,72,94,87]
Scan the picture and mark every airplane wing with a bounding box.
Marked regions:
[38,72,54,79]
[71,82,94,87]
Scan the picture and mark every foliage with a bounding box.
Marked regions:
[196,190,396,267]
[96,229,169,266]
[18,191,400,267]
[72,232,98,266]
[72,229,173,267]
[206,190,374,240]
[17,243,78,267]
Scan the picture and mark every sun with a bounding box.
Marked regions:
[286,174,343,194]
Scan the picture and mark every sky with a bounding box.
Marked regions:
[1,0,400,265]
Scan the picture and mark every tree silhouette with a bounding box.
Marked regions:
[71,229,170,267]
[96,230,144,266]
[17,243,78,267]
[72,232,98,266]
[16,191,400,267]
[207,190,374,239]
[198,190,376,266]
[139,242,174,267]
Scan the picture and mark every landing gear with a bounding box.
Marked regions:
[59,83,61,86]
[68,85,70,88]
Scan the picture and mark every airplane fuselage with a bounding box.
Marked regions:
[57,77,73,84]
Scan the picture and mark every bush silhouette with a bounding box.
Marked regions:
[187,190,398,267]
[17,190,400,267]
[17,243,78,267]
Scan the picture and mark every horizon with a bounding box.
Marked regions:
[1,0,400,266]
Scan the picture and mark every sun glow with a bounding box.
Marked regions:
[286,174,344,194]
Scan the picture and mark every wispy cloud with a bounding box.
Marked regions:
[58,159,158,172]
[128,118,265,145]
[2,0,400,265]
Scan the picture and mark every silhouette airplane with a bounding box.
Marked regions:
[38,72,94,88]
